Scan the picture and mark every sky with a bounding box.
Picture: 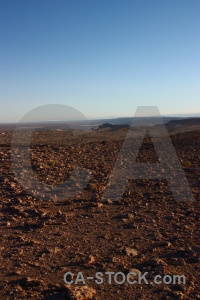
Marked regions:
[0,0,200,122]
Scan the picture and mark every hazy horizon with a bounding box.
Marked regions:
[1,112,200,125]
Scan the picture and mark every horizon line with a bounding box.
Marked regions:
[0,113,200,124]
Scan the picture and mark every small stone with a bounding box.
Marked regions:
[145,258,166,266]
[127,214,134,219]
[88,255,95,265]
[171,291,184,299]
[125,247,138,257]
[66,285,96,300]
[107,199,113,204]
[122,218,128,223]
[112,256,121,263]
[92,202,103,208]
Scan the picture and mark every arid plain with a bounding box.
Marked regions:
[0,120,199,299]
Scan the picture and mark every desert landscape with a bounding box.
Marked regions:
[1,1,199,299]
[0,119,199,299]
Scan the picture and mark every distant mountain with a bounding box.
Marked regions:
[95,123,129,131]
[166,118,200,127]
[1,116,200,131]
[88,116,183,127]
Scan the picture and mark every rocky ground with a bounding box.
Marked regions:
[0,127,199,299]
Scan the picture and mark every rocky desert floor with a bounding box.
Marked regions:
[0,127,199,299]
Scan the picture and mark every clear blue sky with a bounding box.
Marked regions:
[0,0,199,122]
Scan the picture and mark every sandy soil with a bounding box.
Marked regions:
[0,128,199,299]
